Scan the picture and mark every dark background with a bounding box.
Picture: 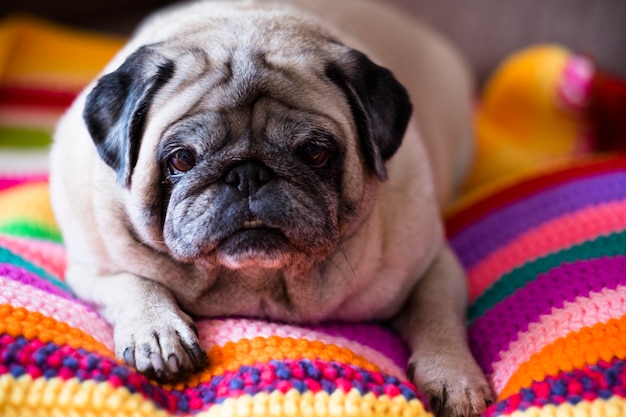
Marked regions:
[1,0,625,85]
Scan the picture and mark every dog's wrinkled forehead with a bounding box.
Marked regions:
[152,15,346,110]
[161,44,325,112]
[154,8,340,59]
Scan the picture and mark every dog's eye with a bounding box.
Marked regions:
[301,144,331,168]
[168,149,196,173]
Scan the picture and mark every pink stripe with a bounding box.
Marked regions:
[490,285,626,394]
[0,234,66,280]
[0,275,114,349]
[467,199,626,302]
[195,319,408,381]
[0,175,48,191]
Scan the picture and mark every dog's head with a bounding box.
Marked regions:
[83,7,412,273]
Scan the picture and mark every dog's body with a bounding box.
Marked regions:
[50,0,492,415]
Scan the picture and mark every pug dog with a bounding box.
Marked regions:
[49,0,493,415]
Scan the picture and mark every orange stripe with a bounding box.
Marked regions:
[499,314,626,399]
[0,304,114,358]
[1,304,384,389]
[168,336,381,389]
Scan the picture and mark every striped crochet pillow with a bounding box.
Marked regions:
[0,175,426,416]
[2,154,626,416]
[447,154,626,416]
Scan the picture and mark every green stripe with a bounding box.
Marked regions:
[0,220,62,243]
[0,126,53,148]
[468,229,626,323]
[0,246,71,293]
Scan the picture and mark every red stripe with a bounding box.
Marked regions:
[445,155,626,237]
[0,86,79,109]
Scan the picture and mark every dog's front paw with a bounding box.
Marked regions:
[408,352,494,417]
[115,308,208,382]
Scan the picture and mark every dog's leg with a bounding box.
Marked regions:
[66,264,208,381]
[394,245,494,417]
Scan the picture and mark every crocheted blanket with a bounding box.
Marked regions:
[4,154,626,417]
[449,155,626,416]
[2,13,626,417]
[0,180,419,415]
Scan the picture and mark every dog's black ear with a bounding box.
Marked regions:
[83,46,175,187]
[325,49,412,180]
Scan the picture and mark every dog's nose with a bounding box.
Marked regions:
[223,160,274,196]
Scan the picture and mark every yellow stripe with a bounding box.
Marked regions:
[0,182,57,230]
[0,374,170,417]
[195,389,431,417]
[505,396,626,417]
[4,375,625,417]
[0,375,430,417]
[0,15,124,88]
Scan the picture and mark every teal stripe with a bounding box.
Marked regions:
[0,246,71,293]
[468,229,626,324]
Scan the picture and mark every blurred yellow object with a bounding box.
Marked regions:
[0,15,124,91]
[463,45,592,191]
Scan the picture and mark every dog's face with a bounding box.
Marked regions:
[83,9,412,275]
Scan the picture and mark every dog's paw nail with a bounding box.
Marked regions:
[190,323,200,338]
[149,352,166,373]
[123,347,136,367]
[430,396,444,417]
[167,354,180,374]
[189,343,208,368]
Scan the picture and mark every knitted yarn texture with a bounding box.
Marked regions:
[0,175,427,417]
[3,155,626,416]
[447,154,626,416]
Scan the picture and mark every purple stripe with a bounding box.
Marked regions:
[468,255,626,373]
[308,322,410,369]
[450,172,626,268]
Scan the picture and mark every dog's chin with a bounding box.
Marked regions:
[216,228,292,270]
